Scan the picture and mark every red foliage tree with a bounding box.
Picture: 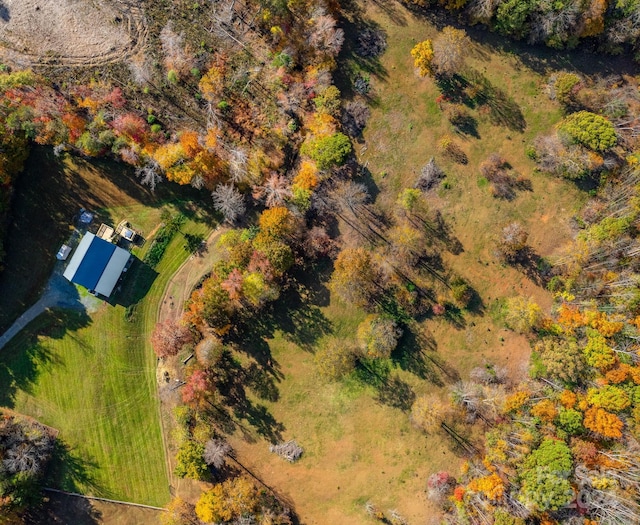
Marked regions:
[182,369,213,407]
[111,113,147,143]
[151,319,193,358]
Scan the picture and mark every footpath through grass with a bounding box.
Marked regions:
[0,150,215,505]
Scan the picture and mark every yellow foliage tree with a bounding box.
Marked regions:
[258,206,295,239]
[199,65,226,103]
[410,40,434,77]
[153,142,187,171]
[293,161,319,191]
[307,112,338,137]
[469,472,504,501]
[531,399,558,422]
[195,477,258,523]
[503,390,531,413]
[559,390,577,409]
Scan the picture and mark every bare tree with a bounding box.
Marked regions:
[469,364,507,385]
[529,3,580,45]
[450,381,483,421]
[128,53,154,86]
[330,181,370,216]
[496,222,528,262]
[415,157,445,192]
[212,183,246,223]
[136,160,163,191]
[270,440,303,462]
[342,100,370,138]
[432,27,470,77]
[160,21,195,78]
[227,146,249,184]
[308,13,345,56]
[468,0,500,22]
[204,439,232,469]
[252,173,291,208]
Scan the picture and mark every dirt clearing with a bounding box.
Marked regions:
[0,0,147,67]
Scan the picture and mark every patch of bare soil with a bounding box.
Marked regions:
[0,0,147,67]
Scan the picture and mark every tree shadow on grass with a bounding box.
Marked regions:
[375,375,416,411]
[26,493,102,525]
[353,358,416,412]
[334,0,389,100]
[233,276,333,357]
[0,310,90,407]
[394,327,460,384]
[511,247,552,287]
[45,440,104,497]
[473,75,526,133]
[208,350,285,442]
[245,362,280,402]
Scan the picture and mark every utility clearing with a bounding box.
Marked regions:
[0,0,147,67]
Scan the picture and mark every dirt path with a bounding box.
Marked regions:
[157,228,225,325]
[154,227,224,500]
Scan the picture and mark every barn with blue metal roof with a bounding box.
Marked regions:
[63,232,131,297]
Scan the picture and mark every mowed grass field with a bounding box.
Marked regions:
[0,150,214,505]
[225,3,594,524]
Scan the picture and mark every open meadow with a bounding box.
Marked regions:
[215,2,601,523]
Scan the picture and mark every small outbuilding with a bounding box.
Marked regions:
[56,245,72,261]
[63,232,131,297]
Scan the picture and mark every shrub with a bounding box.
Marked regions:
[437,135,468,164]
[301,132,352,170]
[559,111,617,152]
[553,72,582,105]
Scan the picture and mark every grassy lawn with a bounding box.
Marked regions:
[0,150,215,505]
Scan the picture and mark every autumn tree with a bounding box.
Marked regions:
[559,110,617,152]
[174,440,208,480]
[357,315,403,359]
[432,27,470,77]
[162,497,199,525]
[315,339,357,380]
[504,296,543,333]
[151,320,194,358]
[411,395,449,434]
[518,438,573,512]
[583,406,624,439]
[329,247,381,307]
[410,40,434,77]
[532,338,586,384]
[182,369,214,409]
[195,477,258,523]
[301,132,352,170]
